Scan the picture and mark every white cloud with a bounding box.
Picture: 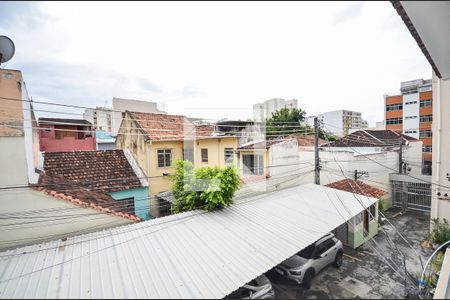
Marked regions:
[1,1,431,125]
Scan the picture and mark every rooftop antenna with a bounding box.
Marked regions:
[0,35,15,67]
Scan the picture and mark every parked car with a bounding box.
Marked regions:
[225,274,275,299]
[274,232,343,289]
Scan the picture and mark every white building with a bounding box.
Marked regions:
[83,106,113,132]
[317,110,368,137]
[111,97,166,133]
[253,98,298,122]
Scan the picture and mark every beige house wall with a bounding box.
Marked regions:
[194,137,238,168]
[0,69,24,137]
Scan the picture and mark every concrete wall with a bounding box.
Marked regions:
[194,137,238,168]
[402,93,420,139]
[0,137,29,186]
[268,140,299,177]
[431,72,450,222]
[0,188,131,251]
[109,187,150,220]
[321,110,343,136]
[0,69,24,137]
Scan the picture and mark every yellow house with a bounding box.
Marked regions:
[116,111,239,199]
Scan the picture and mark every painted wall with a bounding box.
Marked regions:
[0,137,29,185]
[0,188,131,251]
[268,140,299,177]
[194,137,238,168]
[348,216,379,249]
[0,69,24,137]
[108,187,150,220]
[432,73,450,222]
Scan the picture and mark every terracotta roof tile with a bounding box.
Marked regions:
[238,139,295,150]
[325,179,387,199]
[43,150,142,193]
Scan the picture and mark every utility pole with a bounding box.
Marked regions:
[398,137,403,174]
[314,117,320,185]
[354,169,358,181]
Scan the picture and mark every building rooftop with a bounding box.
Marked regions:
[0,184,377,299]
[238,139,295,150]
[39,118,92,126]
[42,150,143,193]
[326,179,387,199]
[322,129,418,148]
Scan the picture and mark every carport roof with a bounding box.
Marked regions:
[0,184,377,299]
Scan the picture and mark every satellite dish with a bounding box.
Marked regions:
[0,35,15,64]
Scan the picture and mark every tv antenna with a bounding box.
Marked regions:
[0,35,16,67]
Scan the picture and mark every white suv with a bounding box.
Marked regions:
[274,233,343,289]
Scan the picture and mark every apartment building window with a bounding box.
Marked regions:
[182,148,194,163]
[386,118,403,125]
[405,116,418,119]
[420,130,433,138]
[201,148,208,163]
[420,115,433,122]
[420,99,432,107]
[386,104,403,111]
[224,148,234,163]
[405,130,417,134]
[405,101,418,105]
[157,149,172,167]
[423,146,432,153]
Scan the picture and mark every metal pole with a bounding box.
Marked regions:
[314,117,320,185]
[399,137,403,174]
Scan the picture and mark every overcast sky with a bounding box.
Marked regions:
[1,1,430,125]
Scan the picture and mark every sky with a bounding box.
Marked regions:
[0,1,431,125]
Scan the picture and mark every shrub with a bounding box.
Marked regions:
[430,218,450,245]
[171,160,241,213]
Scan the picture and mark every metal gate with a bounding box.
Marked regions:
[391,174,431,213]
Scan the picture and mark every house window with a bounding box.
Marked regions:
[118,197,135,215]
[419,130,432,138]
[420,115,433,122]
[420,99,432,107]
[182,148,194,163]
[201,148,208,163]
[242,154,264,175]
[157,149,172,167]
[224,148,234,163]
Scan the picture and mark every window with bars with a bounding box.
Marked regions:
[386,118,403,125]
[420,99,432,107]
[224,148,234,163]
[242,154,264,175]
[420,130,433,138]
[420,115,433,122]
[118,197,135,215]
[201,148,208,163]
[157,149,172,167]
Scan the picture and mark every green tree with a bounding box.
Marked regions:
[266,108,307,138]
[171,160,241,213]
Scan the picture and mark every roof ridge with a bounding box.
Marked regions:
[361,129,386,145]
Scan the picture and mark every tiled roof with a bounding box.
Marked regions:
[37,174,141,222]
[287,134,326,147]
[43,150,142,193]
[195,124,215,138]
[39,118,92,126]
[128,111,196,141]
[325,179,387,199]
[238,139,294,150]
[322,130,416,148]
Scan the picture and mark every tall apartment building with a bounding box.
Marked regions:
[384,78,433,173]
[313,110,368,137]
[253,98,298,122]
[83,98,166,134]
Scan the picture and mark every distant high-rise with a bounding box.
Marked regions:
[253,98,298,122]
[313,110,368,137]
[384,78,433,173]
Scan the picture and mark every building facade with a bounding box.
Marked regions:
[384,78,433,174]
[317,110,368,137]
[83,106,113,132]
[253,98,298,122]
[38,118,96,152]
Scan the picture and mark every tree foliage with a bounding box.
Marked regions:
[431,218,450,245]
[171,160,241,213]
[265,108,307,138]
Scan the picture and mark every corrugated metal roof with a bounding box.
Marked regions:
[0,184,377,299]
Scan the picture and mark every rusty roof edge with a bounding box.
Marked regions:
[391,1,442,78]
